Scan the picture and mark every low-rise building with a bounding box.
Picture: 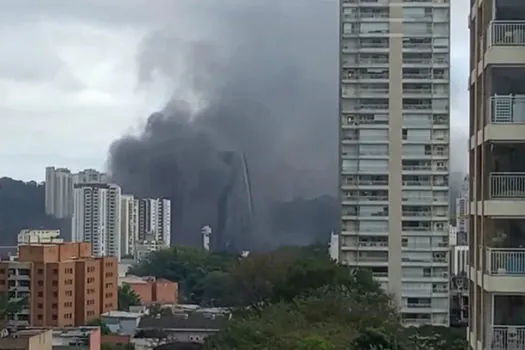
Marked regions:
[120,275,178,305]
[132,312,227,348]
[0,328,52,350]
[101,311,143,336]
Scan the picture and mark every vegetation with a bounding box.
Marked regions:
[0,292,28,327]
[118,284,141,311]
[131,246,468,349]
[86,318,111,335]
[0,177,70,243]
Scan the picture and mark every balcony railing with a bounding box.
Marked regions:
[490,95,525,124]
[489,21,525,47]
[491,325,525,350]
[486,248,525,275]
[490,172,525,199]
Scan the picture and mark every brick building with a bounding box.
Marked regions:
[120,275,178,305]
[0,242,117,327]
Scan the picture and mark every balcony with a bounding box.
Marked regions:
[486,248,525,276]
[490,173,525,199]
[489,21,525,47]
[485,21,525,66]
[491,325,525,350]
[485,95,525,141]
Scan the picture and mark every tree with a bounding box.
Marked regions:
[0,178,70,244]
[351,328,403,350]
[118,284,141,311]
[128,246,236,303]
[86,318,111,335]
[0,292,28,327]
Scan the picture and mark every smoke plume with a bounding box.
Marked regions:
[108,1,338,248]
[108,0,467,248]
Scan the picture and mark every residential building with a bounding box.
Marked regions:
[329,232,339,262]
[73,168,109,185]
[0,242,117,328]
[50,327,101,349]
[45,167,73,219]
[101,311,143,335]
[121,195,138,257]
[45,167,109,219]
[468,0,525,349]
[134,235,164,262]
[18,230,63,245]
[137,198,171,246]
[119,275,178,305]
[133,312,227,348]
[72,183,122,260]
[338,0,450,326]
[456,175,469,245]
[0,329,52,350]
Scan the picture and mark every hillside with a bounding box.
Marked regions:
[0,177,69,245]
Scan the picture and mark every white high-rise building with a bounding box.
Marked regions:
[338,0,450,326]
[72,183,122,260]
[137,198,171,246]
[45,167,73,218]
[455,175,468,246]
[45,167,109,219]
[120,195,138,257]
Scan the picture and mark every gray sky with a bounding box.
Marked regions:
[1,0,469,181]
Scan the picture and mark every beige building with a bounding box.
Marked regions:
[468,0,525,349]
[17,230,63,245]
[0,329,52,350]
[338,0,450,326]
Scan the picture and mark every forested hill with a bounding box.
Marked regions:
[0,177,69,245]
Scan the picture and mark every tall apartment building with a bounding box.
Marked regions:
[45,167,73,218]
[339,0,450,326]
[120,195,138,257]
[468,1,525,349]
[72,183,122,260]
[45,167,109,219]
[456,175,469,245]
[0,242,117,327]
[137,198,171,246]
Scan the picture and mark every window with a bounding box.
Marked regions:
[37,292,43,297]
[403,22,430,35]
[360,129,388,141]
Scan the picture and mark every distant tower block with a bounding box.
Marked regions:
[201,225,212,251]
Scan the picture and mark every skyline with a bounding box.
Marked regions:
[1,0,469,181]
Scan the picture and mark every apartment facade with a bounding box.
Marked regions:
[72,183,122,260]
[456,175,469,245]
[339,0,450,326]
[45,167,109,219]
[468,0,525,349]
[0,242,117,328]
[45,167,73,219]
[137,198,171,246]
[121,195,139,257]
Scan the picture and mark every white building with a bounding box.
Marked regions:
[338,0,450,326]
[137,198,171,246]
[329,232,339,262]
[121,195,138,257]
[17,229,63,245]
[134,234,163,262]
[72,183,122,260]
[451,245,468,277]
[45,167,109,219]
[455,175,469,246]
[45,167,73,218]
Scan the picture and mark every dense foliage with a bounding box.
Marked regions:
[0,178,70,244]
[131,246,468,349]
[118,284,141,311]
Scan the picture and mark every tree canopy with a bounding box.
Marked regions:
[0,178,70,244]
[118,284,141,311]
[131,245,468,349]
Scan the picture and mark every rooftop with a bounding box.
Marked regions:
[137,313,228,331]
[102,311,143,319]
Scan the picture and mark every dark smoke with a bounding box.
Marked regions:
[107,0,467,249]
[108,1,338,249]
